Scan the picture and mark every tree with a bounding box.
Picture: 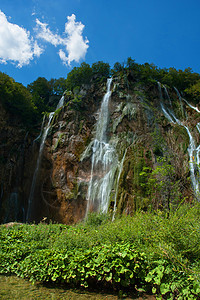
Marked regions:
[91,61,111,79]
[126,57,136,69]
[125,57,141,80]
[113,62,124,72]
[27,77,53,104]
[52,77,68,95]
[65,62,93,91]
[185,79,200,103]
[0,72,37,126]
[27,77,53,114]
[140,157,179,215]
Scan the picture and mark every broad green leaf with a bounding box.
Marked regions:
[160,283,170,294]
[152,286,156,294]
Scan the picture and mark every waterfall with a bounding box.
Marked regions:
[174,87,185,118]
[158,83,200,198]
[160,103,176,124]
[163,85,172,107]
[183,98,200,113]
[158,82,176,123]
[183,125,200,194]
[56,95,65,109]
[112,149,127,221]
[86,78,119,216]
[196,123,200,167]
[33,115,46,143]
[26,95,65,222]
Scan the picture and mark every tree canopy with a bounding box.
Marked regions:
[1,58,200,127]
[111,57,200,92]
[0,72,37,126]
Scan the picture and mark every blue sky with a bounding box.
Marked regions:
[0,0,200,86]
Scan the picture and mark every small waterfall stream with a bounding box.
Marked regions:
[158,82,200,198]
[26,95,65,222]
[183,98,200,113]
[174,87,185,118]
[112,148,127,221]
[33,115,46,143]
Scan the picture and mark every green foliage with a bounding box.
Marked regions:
[49,77,68,96]
[2,58,199,125]
[53,132,65,150]
[27,77,52,101]
[85,212,110,227]
[65,62,93,91]
[140,157,180,212]
[91,61,111,81]
[27,77,53,114]
[65,61,111,91]
[27,76,70,115]
[111,56,200,91]
[112,62,124,74]
[185,79,200,103]
[0,72,37,126]
[4,57,198,124]
[0,204,200,298]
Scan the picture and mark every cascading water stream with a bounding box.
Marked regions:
[33,115,46,143]
[196,123,200,167]
[86,78,124,217]
[158,83,200,198]
[26,95,65,222]
[174,87,185,118]
[163,85,172,107]
[86,78,115,215]
[158,82,176,123]
[56,95,65,109]
[112,149,127,221]
[183,98,200,113]
[174,89,200,195]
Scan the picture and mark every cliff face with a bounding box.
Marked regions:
[0,74,199,223]
[0,102,35,222]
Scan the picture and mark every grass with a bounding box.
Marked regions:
[0,203,200,299]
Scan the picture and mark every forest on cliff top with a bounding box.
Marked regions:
[0,57,200,128]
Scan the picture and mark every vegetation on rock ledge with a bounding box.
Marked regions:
[1,57,200,126]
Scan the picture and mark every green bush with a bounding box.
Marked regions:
[0,72,38,126]
[0,204,200,298]
[85,212,111,227]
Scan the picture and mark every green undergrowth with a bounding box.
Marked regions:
[0,204,200,299]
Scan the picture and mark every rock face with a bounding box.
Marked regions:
[1,74,200,223]
[0,102,35,222]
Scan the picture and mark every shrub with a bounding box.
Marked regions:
[0,204,200,298]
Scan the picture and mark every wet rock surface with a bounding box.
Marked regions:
[0,76,199,223]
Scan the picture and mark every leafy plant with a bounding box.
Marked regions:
[0,204,200,298]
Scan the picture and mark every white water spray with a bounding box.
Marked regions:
[159,83,200,198]
[174,87,185,118]
[86,78,118,216]
[112,149,127,221]
[183,98,200,113]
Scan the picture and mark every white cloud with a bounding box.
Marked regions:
[35,19,63,46]
[35,14,89,66]
[0,10,43,67]
[64,14,89,66]
[0,11,89,68]
[58,49,68,64]
[33,41,43,57]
